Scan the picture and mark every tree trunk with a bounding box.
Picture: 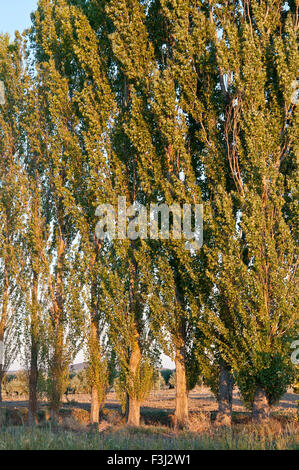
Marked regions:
[174,346,189,430]
[0,262,9,404]
[90,385,100,424]
[50,231,65,422]
[252,387,270,422]
[0,373,3,403]
[0,349,5,404]
[125,392,130,420]
[127,397,141,426]
[28,342,39,425]
[126,248,142,427]
[89,293,101,425]
[89,325,99,425]
[127,335,142,427]
[215,366,233,426]
[50,323,64,423]
[50,403,60,423]
[28,270,39,426]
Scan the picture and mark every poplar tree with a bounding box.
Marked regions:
[21,176,49,424]
[176,0,298,423]
[104,0,203,429]
[32,0,119,424]
[22,79,53,425]
[211,0,298,421]
[0,33,28,401]
[30,1,85,420]
[61,2,118,423]
[0,33,49,421]
[81,0,161,426]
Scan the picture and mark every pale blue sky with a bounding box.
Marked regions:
[0,0,38,37]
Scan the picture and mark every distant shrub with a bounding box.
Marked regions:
[152,370,166,391]
[168,371,176,389]
[4,371,29,398]
[160,369,174,387]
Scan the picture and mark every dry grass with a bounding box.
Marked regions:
[0,385,297,449]
[188,411,212,433]
[0,419,297,450]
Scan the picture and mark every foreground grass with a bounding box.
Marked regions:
[0,423,297,450]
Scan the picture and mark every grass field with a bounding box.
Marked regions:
[0,422,297,450]
[0,386,298,450]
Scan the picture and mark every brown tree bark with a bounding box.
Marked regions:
[89,239,102,425]
[125,392,130,420]
[127,336,142,427]
[50,322,64,423]
[50,230,66,423]
[252,387,270,422]
[28,270,39,426]
[126,246,142,427]
[173,280,189,431]
[0,374,3,403]
[215,366,233,426]
[90,317,101,424]
[90,385,100,424]
[127,397,141,426]
[174,345,189,430]
[0,365,4,403]
[0,262,9,404]
[28,342,39,425]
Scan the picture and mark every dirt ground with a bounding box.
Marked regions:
[1,386,298,416]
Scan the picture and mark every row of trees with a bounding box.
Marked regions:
[0,0,298,428]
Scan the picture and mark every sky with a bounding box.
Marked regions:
[0,0,38,37]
